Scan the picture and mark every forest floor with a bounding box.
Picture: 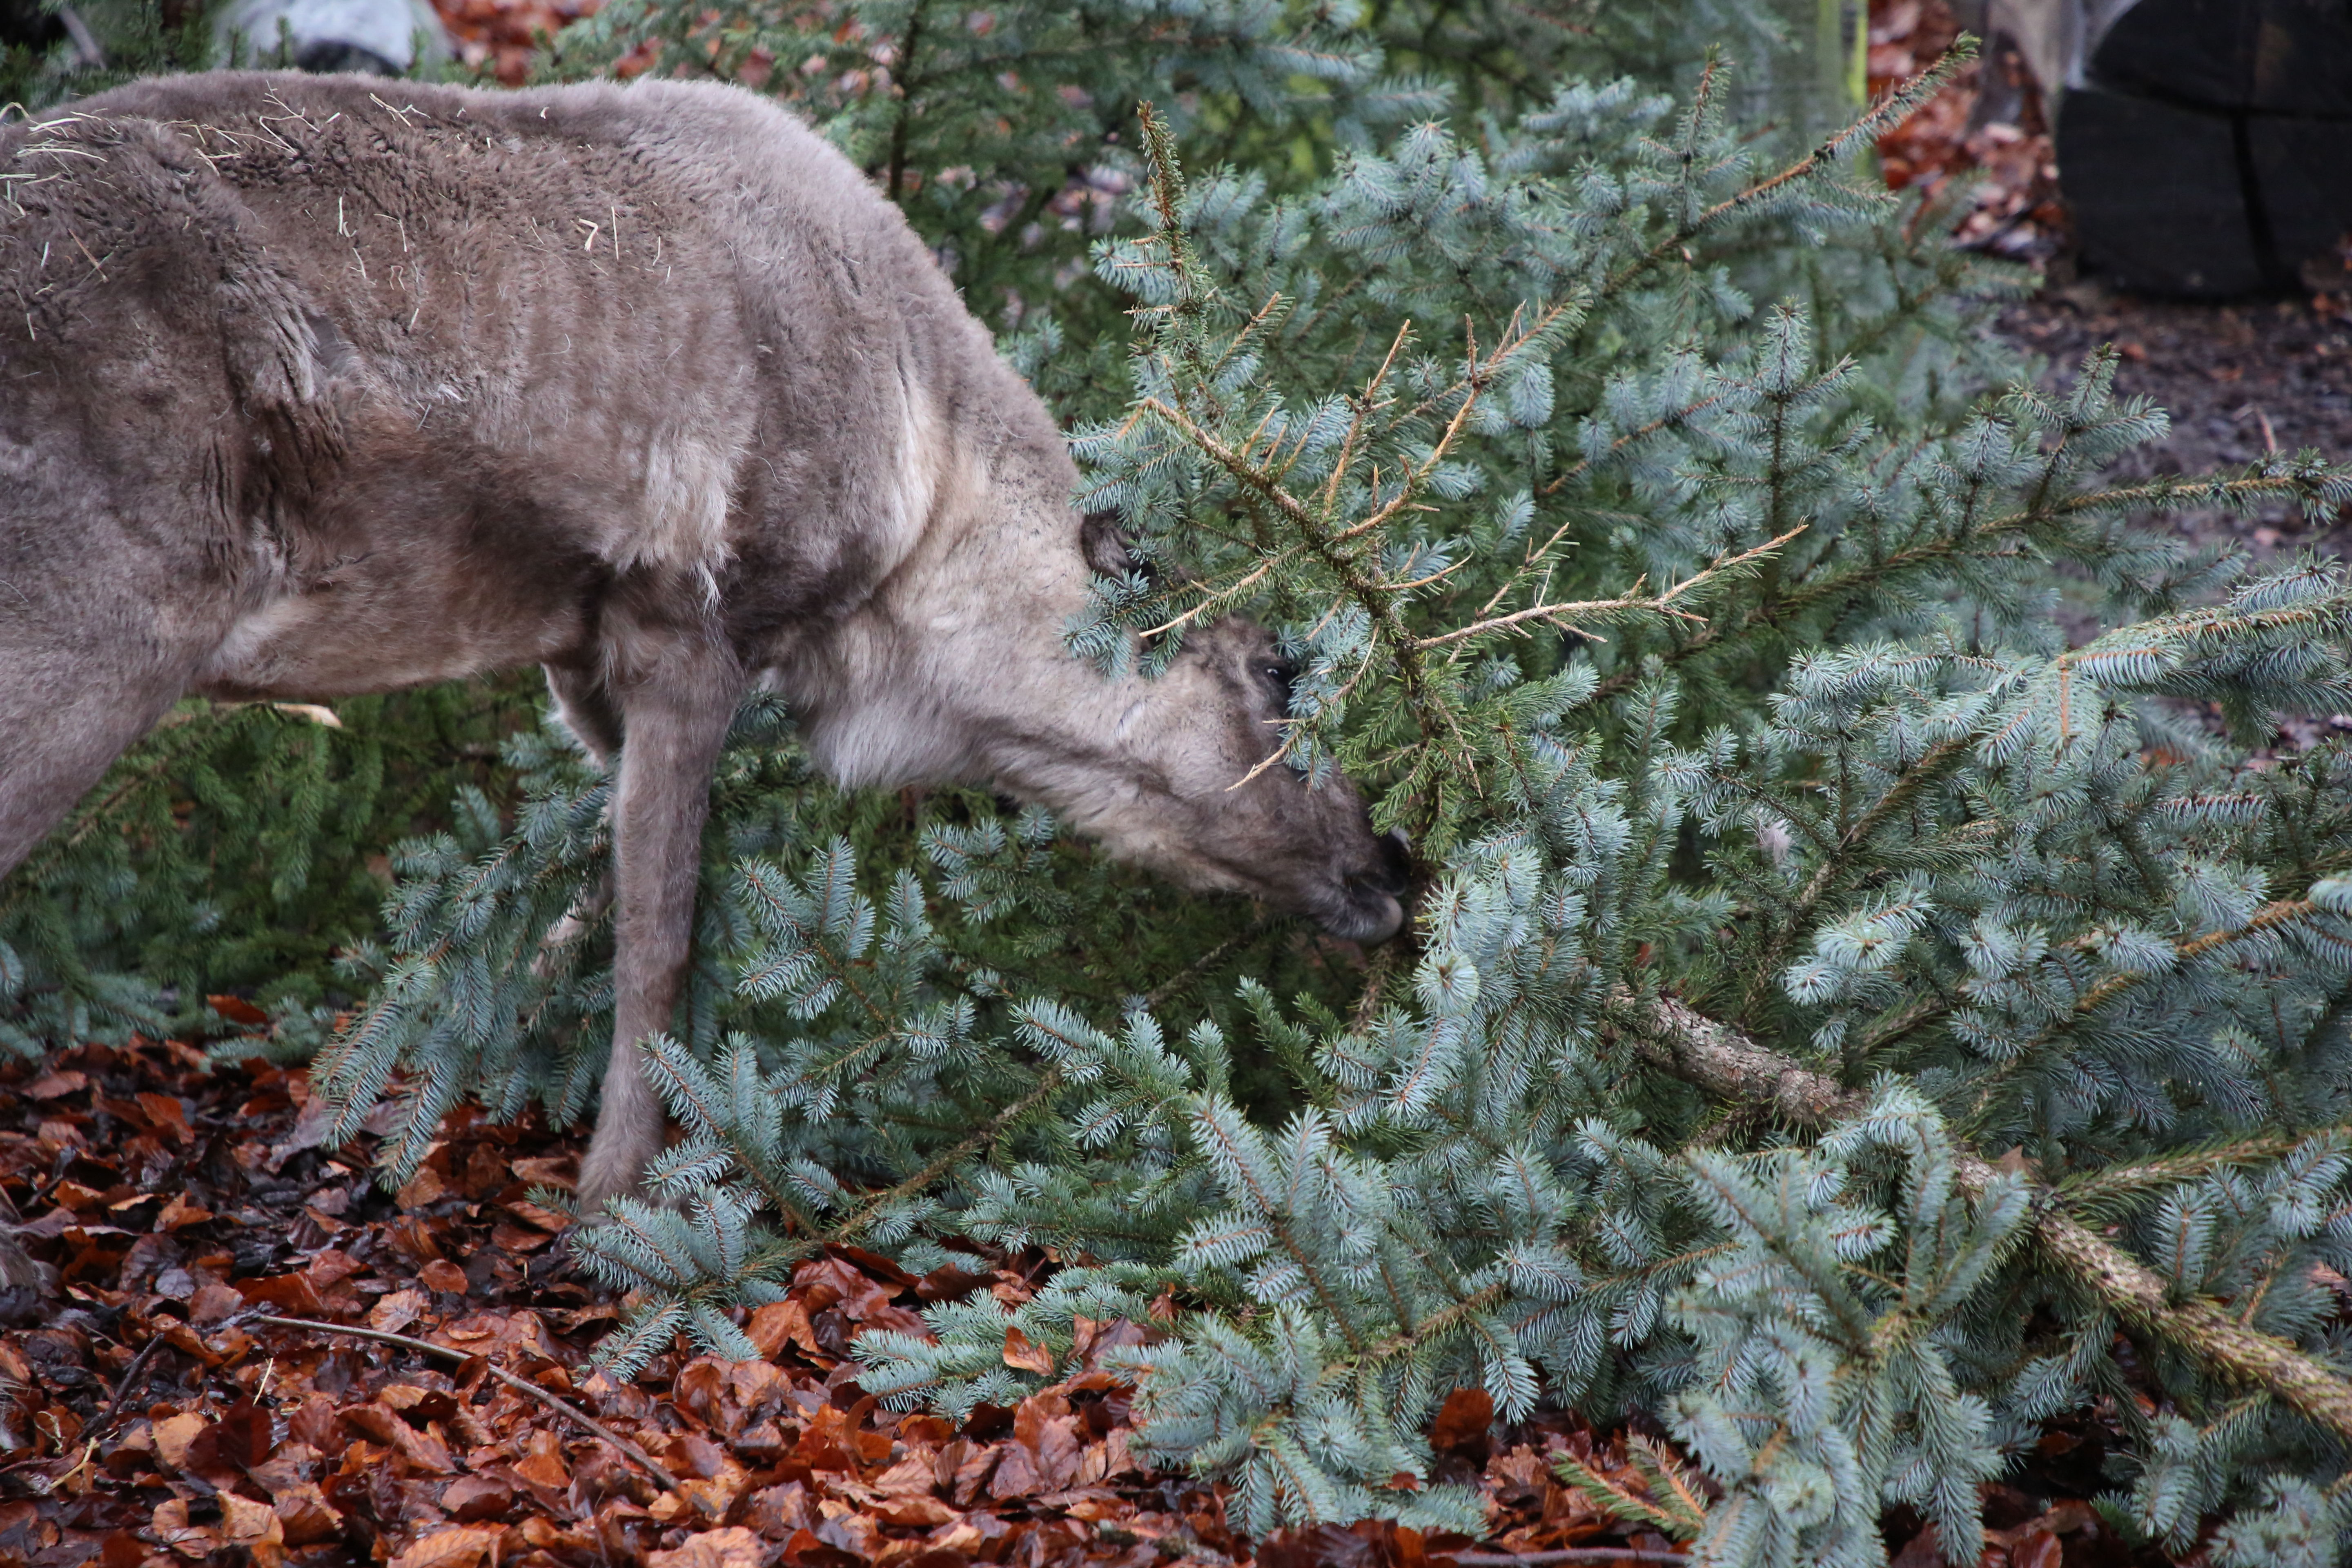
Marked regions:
[1996,287,2352,561]
[0,1038,1719,1568]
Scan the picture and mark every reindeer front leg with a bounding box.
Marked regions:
[575,632,742,1217]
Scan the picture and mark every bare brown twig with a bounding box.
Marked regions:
[1413,528,1804,653]
[245,1313,722,1516]
[1453,1552,1690,1566]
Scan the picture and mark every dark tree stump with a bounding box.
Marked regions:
[2094,0,2352,114]
[2089,0,2261,109]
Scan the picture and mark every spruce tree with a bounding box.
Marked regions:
[312,18,2352,1561]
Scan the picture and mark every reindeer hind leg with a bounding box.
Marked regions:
[535,663,623,980]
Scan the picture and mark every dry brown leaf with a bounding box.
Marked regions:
[489,1219,555,1252]
[189,1281,245,1325]
[870,1452,940,1497]
[150,1497,217,1558]
[419,1258,468,1292]
[151,1412,209,1469]
[370,1287,430,1333]
[811,1501,879,1559]
[743,1481,819,1539]
[988,1442,1042,1501]
[928,1519,994,1555]
[2009,1530,2063,1568]
[155,1193,213,1231]
[1002,1325,1054,1374]
[513,1430,570,1489]
[234,1272,327,1316]
[1429,1386,1494,1454]
[441,1474,517,1523]
[647,1526,768,1568]
[24,1070,86,1099]
[268,1481,345,1546]
[386,1524,502,1568]
[377,1383,435,1413]
[504,1198,571,1232]
[304,1248,366,1291]
[137,1090,191,1135]
[744,1298,817,1360]
[388,1417,458,1474]
[951,1444,999,1506]
[1022,1414,1085,1491]
[207,994,270,1027]
[509,1154,576,1189]
[220,1491,287,1568]
[396,1166,449,1208]
[873,1495,957,1527]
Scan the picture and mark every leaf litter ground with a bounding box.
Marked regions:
[0,1037,1756,1568]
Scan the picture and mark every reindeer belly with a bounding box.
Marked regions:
[196,588,582,701]
[193,510,597,701]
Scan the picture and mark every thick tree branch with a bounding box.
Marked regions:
[1610,991,2352,1444]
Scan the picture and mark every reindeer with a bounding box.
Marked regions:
[0,73,1410,1215]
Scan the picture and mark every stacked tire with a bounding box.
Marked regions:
[2062,0,2352,295]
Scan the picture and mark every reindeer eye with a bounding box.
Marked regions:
[1258,659,1296,708]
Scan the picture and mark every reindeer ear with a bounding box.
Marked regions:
[1081,510,1140,580]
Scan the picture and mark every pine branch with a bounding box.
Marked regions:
[1959,898,2328,1127]
[1553,1441,1703,1542]
[1778,470,2348,619]
[1189,1109,1371,1354]
[1737,729,1977,1022]
[1411,527,1803,652]
[2057,1135,2312,1212]
[1614,991,2352,1444]
[626,1065,1071,1316]
[1859,898,2335,1069]
[1600,44,1971,298]
[1588,468,2352,708]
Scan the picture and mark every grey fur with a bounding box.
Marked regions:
[0,74,1409,1212]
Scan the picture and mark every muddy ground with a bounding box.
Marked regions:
[1995,285,2352,559]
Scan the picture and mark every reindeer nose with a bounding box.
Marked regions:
[1329,826,1411,945]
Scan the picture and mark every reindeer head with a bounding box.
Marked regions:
[1061,612,1414,944]
[980,515,1412,944]
[779,507,1412,944]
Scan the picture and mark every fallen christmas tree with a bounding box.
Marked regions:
[15,0,2352,1561]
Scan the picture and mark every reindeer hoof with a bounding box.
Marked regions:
[529,1221,603,1290]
